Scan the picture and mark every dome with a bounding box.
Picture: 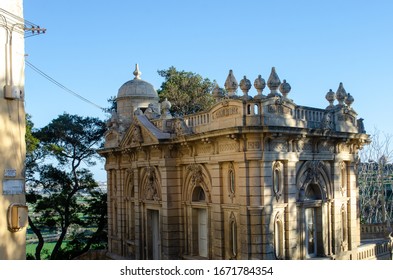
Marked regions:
[117,64,159,101]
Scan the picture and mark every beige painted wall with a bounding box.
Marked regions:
[0,0,27,260]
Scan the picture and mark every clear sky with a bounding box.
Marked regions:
[23,0,393,180]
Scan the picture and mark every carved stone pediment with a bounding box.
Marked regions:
[120,119,161,148]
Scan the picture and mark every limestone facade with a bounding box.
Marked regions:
[99,65,370,260]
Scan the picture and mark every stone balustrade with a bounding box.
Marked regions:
[354,241,391,260]
[182,100,328,130]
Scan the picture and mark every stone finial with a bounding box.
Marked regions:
[239,75,252,99]
[345,93,354,108]
[254,75,266,97]
[133,63,142,80]
[325,89,336,109]
[212,83,225,101]
[161,98,173,119]
[336,82,347,106]
[279,79,291,99]
[267,67,281,97]
[134,107,143,115]
[224,69,238,98]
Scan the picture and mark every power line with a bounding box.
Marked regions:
[25,60,105,111]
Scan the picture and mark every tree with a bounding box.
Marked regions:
[358,128,393,225]
[26,113,107,260]
[157,66,215,116]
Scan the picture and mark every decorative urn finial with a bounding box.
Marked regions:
[239,75,252,99]
[267,67,281,97]
[224,69,238,98]
[133,64,142,80]
[161,98,173,119]
[345,93,354,108]
[335,82,347,106]
[254,74,266,98]
[212,83,225,101]
[325,89,336,109]
[279,79,291,99]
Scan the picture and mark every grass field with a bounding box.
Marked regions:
[26,241,69,259]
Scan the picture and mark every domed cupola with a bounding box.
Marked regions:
[116,64,160,122]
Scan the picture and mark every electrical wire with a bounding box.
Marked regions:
[25,60,105,111]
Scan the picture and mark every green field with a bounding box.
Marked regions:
[26,242,67,259]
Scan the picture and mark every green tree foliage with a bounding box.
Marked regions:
[26,113,107,260]
[157,66,215,116]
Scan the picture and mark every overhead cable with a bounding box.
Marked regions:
[25,60,105,111]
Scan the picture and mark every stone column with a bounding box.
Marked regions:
[285,160,299,259]
[348,160,360,249]
[210,161,224,259]
[159,160,183,260]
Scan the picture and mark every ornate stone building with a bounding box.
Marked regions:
[99,65,371,260]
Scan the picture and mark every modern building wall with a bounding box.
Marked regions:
[0,0,27,260]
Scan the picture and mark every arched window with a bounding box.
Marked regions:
[229,169,235,194]
[274,217,284,259]
[305,183,322,200]
[192,186,206,202]
[273,161,284,201]
[230,219,237,258]
[341,205,348,249]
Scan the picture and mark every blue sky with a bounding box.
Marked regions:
[23,0,393,180]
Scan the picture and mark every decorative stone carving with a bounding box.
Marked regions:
[161,98,173,119]
[271,140,288,152]
[212,106,239,119]
[174,119,185,136]
[267,103,292,115]
[345,93,354,108]
[336,82,347,106]
[212,83,225,102]
[357,118,366,133]
[247,141,261,150]
[239,76,252,100]
[187,164,203,187]
[267,67,281,97]
[279,79,291,99]
[219,142,238,153]
[143,166,159,201]
[131,125,143,145]
[133,63,142,79]
[224,69,238,98]
[321,112,333,130]
[254,75,266,99]
[297,160,332,201]
[318,140,334,153]
[325,89,336,109]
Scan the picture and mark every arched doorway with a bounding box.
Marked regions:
[303,184,323,258]
[296,161,332,259]
[191,186,208,258]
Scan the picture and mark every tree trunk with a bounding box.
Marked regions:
[28,216,44,260]
[50,226,68,260]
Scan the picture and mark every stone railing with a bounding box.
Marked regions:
[183,101,327,130]
[354,241,391,260]
[184,112,211,127]
[295,106,325,129]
